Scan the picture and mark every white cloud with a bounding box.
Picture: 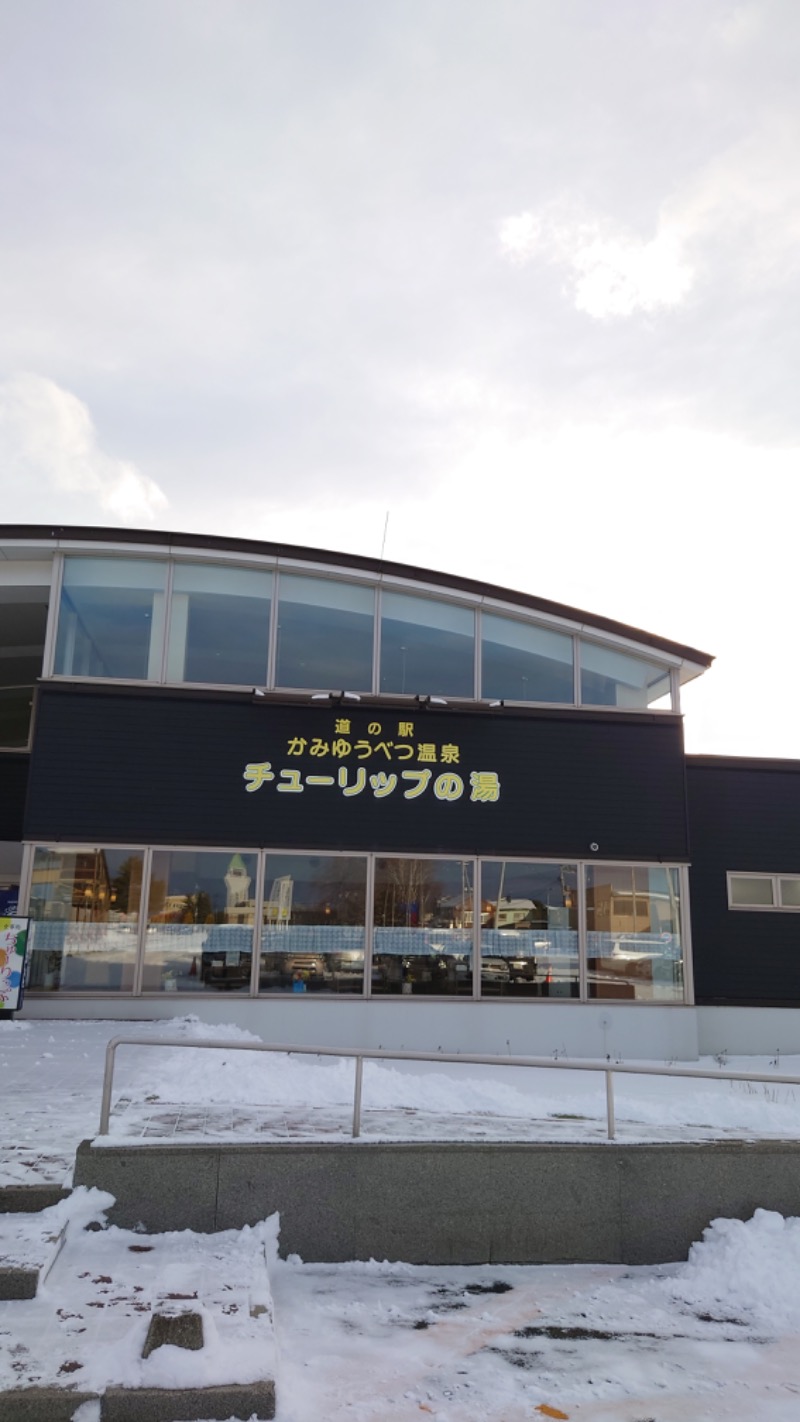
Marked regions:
[498,202,695,319]
[499,97,800,324]
[716,3,764,49]
[0,374,168,524]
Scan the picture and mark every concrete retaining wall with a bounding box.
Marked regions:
[21,998,701,1061]
[74,1138,800,1265]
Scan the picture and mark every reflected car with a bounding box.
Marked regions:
[480,957,510,983]
[508,957,537,983]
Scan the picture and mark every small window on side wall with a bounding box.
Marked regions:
[727,874,800,909]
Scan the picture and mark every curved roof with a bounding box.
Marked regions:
[0,523,713,668]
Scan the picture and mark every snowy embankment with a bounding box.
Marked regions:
[2,1016,800,1190]
[121,1015,800,1137]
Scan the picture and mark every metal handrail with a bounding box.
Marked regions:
[98,1035,800,1142]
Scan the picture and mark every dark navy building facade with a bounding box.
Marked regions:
[1,525,797,1058]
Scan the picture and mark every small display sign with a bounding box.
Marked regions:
[0,917,30,1012]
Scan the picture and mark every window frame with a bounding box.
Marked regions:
[41,552,681,712]
[19,842,692,1005]
[727,872,800,911]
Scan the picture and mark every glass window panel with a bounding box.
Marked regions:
[380,593,475,697]
[372,857,473,996]
[27,847,142,992]
[580,641,672,709]
[482,614,574,704]
[145,850,257,993]
[259,853,367,993]
[0,588,49,689]
[586,864,684,1002]
[0,587,49,746]
[276,575,374,691]
[729,875,775,906]
[480,861,578,997]
[167,563,272,686]
[779,879,800,907]
[54,558,167,680]
[0,841,22,916]
[0,687,35,748]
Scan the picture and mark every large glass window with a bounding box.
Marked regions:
[372,857,473,995]
[480,861,578,997]
[54,558,168,680]
[144,850,257,992]
[580,641,672,709]
[586,864,683,1002]
[481,614,574,704]
[0,586,49,747]
[276,576,374,691]
[380,593,475,698]
[166,563,272,686]
[259,854,367,993]
[27,847,143,991]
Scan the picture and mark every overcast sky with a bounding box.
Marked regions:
[0,1,798,755]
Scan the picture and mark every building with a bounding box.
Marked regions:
[2,523,799,1060]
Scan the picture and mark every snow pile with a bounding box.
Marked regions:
[127,1016,551,1118]
[125,1020,800,1137]
[666,1208,800,1332]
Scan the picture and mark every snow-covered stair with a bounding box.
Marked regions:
[0,1190,277,1420]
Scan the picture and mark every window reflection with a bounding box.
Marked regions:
[0,586,49,746]
[480,861,578,996]
[144,850,257,992]
[276,575,374,691]
[580,642,672,709]
[166,563,272,686]
[482,615,573,704]
[380,593,474,698]
[259,854,367,993]
[55,558,167,680]
[372,858,473,995]
[586,865,683,1001]
[27,847,142,991]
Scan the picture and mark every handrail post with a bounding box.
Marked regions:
[353,1056,364,1138]
[100,1037,119,1134]
[605,1068,615,1140]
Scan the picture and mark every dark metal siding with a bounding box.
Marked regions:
[0,754,29,842]
[687,758,800,1005]
[25,684,689,861]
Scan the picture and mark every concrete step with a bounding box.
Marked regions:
[0,1197,277,1420]
[0,1215,65,1300]
[3,1382,276,1421]
[0,1185,70,1214]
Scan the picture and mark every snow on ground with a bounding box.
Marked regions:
[1,1016,800,1187]
[270,1213,800,1421]
[3,1018,800,1419]
[0,1189,277,1396]
[4,1195,800,1420]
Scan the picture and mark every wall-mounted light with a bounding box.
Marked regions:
[310,690,363,705]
